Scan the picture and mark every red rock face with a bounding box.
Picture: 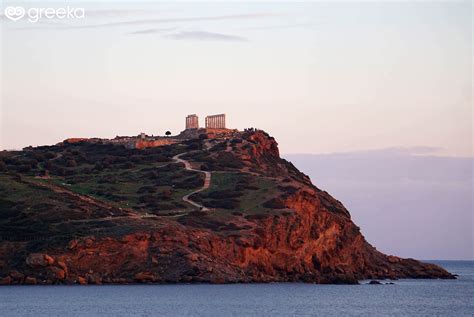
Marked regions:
[246,131,280,158]
[0,131,454,284]
[14,203,450,285]
[63,138,89,144]
[0,213,453,285]
[134,139,177,149]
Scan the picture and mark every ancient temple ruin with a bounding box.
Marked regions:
[185,113,227,130]
[185,114,199,129]
[205,114,226,129]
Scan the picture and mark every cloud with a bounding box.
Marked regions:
[8,12,272,31]
[167,31,247,42]
[285,149,473,183]
[292,146,444,158]
[82,9,154,18]
[243,23,315,30]
[66,13,271,29]
[129,27,176,35]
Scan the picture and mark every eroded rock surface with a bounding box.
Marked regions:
[0,130,454,284]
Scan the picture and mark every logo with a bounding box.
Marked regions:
[4,6,85,23]
[4,6,25,21]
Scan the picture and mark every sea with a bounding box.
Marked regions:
[0,261,472,317]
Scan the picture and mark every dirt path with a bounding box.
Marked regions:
[26,152,211,225]
[173,153,211,211]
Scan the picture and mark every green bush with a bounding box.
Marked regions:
[208,190,243,199]
[66,159,77,167]
[262,197,286,209]
[207,199,239,209]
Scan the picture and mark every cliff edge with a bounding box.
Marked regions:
[0,130,454,284]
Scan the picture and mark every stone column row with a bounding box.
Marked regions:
[215,115,225,128]
[186,115,199,129]
[204,114,226,129]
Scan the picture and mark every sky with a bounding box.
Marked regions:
[1,0,472,156]
[0,1,472,259]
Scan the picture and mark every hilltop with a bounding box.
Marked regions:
[0,129,454,284]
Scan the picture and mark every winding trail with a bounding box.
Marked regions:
[173,152,211,211]
[26,151,212,226]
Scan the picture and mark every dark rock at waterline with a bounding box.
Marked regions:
[368,280,382,285]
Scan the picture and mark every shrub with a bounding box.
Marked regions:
[65,169,76,176]
[207,199,239,209]
[173,176,204,189]
[245,214,269,221]
[152,155,169,162]
[137,186,157,194]
[173,201,187,208]
[210,142,227,152]
[66,159,77,167]
[157,189,173,200]
[29,152,45,162]
[26,159,38,169]
[215,152,243,169]
[188,193,203,202]
[43,161,53,169]
[81,167,93,174]
[17,165,31,173]
[44,152,56,159]
[139,194,157,204]
[163,163,182,172]
[122,162,134,169]
[262,197,286,209]
[235,184,258,191]
[208,190,243,199]
[154,203,175,210]
[278,186,298,195]
[186,142,201,151]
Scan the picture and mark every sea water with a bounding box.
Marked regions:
[0,261,472,316]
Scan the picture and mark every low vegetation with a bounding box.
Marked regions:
[0,132,296,247]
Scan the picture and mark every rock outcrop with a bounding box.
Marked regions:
[0,130,454,284]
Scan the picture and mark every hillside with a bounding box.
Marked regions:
[0,130,454,285]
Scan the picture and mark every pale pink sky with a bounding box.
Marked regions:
[1,1,472,156]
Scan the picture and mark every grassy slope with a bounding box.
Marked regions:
[0,137,291,246]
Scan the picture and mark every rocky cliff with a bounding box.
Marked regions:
[0,130,454,285]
